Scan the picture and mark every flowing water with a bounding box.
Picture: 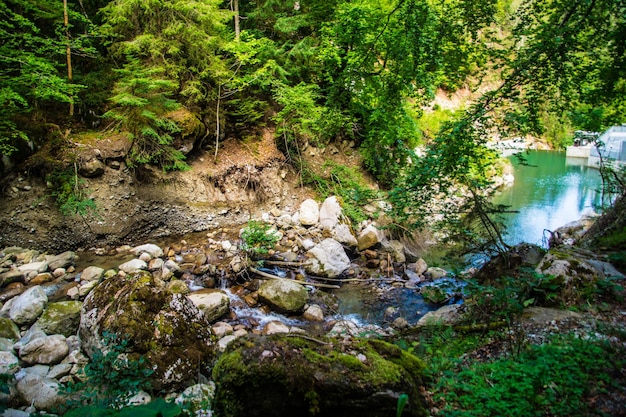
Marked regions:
[491,151,604,247]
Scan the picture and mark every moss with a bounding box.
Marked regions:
[212,335,427,417]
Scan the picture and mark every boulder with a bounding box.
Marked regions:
[305,238,351,278]
[212,335,427,417]
[417,304,463,327]
[15,373,64,412]
[0,270,26,287]
[131,244,164,259]
[261,320,290,335]
[79,272,214,390]
[257,279,308,313]
[319,196,342,230]
[36,301,83,337]
[80,266,104,282]
[331,223,358,247]
[9,286,47,326]
[302,304,324,322]
[19,334,69,365]
[357,224,384,251]
[0,317,20,340]
[383,240,406,263]
[79,158,106,178]
[46,251,77,271]
[0,351,19,374]
[119,259,148,273]
[299,199,320,226]
[187,290,230,323]
[424,267,447,280]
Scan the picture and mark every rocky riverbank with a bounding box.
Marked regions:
[1,194,624,416]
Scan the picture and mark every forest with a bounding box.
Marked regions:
[2,1,625,224]
[2,1,626,416]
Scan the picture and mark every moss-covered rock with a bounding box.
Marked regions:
[0,317,20,340]
[212,334,427,417]
[257,279,308,313]
[36,301,82,337]
[79,271,215,391]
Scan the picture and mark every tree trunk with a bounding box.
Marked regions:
[233,0,240,41]
[63,0,74,116]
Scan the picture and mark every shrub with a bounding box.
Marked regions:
[59,332,153,411]
[241,220,280,257]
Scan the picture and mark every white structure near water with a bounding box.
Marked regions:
[566,125,626,167]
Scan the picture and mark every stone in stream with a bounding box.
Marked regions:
[187,290,231,323]
[305,238,351,278]
[257,279,308,313]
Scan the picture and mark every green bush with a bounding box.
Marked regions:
[46,168,98,218]
[241,220,280,257]
[59,332,153,411]
[432,335,622,417]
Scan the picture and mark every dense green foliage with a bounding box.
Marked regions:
[60,332,154,410]
[240,220,280,256]
[1,0,625,246]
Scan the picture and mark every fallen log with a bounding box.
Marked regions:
[249,268,340,289]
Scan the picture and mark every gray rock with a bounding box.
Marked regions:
[0,270,26,287]
[0,351,19,374]
[131,244,164,259]
[417,304,462,326]
[187,290,230,323]
[299,199,320,226]
[257,279,308,313]
[47,363,73,379]
[79,158,106,178]
[306,238,351,278]
[383,240,406,263]
[17,261,48,275]
[303,304,324,322]
[80,266,104,282]
[119,259,148,273]
[46,251,76,271]
[15,373,63,412]
[9,286,47,326]
[19,334,69,365]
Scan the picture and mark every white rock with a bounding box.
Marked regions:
[319,196,342,230]
[17,261,48,274]
[9,286,47,325]
[417,304,462,327]
[331,223,358,247]
[175,383,216,415]
[262,320,290,335]
[217,335,237,352]
[126,390,152,406]
[299,199,320,226]
[80,266,104,282]
[119,259,148,273]
[306,238,351,278]
[187,291,230,323]
[131,244,163,258]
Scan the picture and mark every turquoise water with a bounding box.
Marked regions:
[491,151,603,247]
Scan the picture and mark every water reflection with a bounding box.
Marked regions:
[492,151,603,247]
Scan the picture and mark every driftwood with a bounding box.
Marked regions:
[263,260,310,267]
[249,268,340,289]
